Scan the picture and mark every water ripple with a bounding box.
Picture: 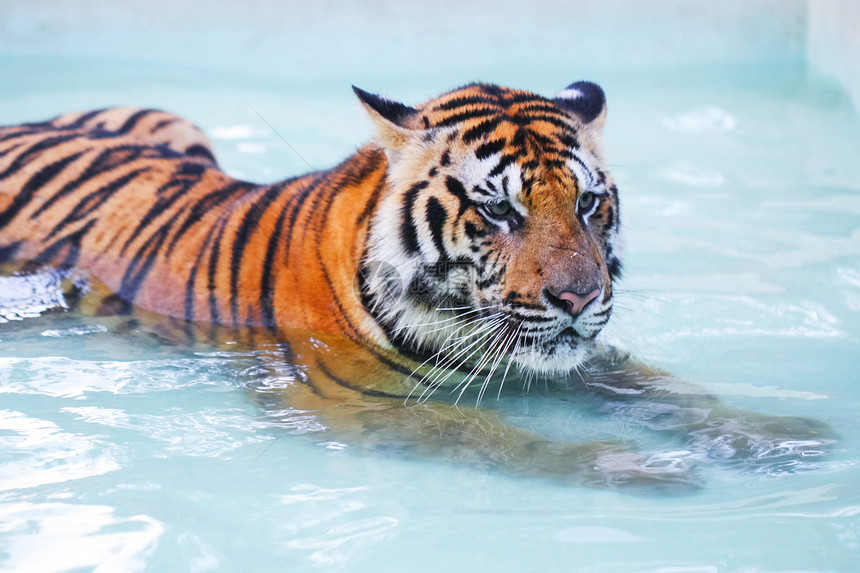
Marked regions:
[0,501,163,572]
[0,356,242,397]
[662,106,738,134]
[0,410,120,492]
[277,484,399,567]
[62,406,272,458]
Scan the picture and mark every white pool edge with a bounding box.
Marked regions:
[808,0,860,113]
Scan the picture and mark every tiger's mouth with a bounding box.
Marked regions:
[394,300,610,404]
[511,324,595,375]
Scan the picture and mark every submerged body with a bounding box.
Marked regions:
[0,84,834,489]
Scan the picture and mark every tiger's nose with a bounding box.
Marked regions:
[545,288,601,317]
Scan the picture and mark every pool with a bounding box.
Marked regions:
[2,10,860,573]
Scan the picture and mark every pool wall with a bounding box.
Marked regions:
[1,0,858,110]
[808,0,860,111]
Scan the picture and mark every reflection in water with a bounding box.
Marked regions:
[278,484,399,567]
[0,409,121,491]
[0,502,164,572]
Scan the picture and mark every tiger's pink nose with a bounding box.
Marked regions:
[558,289,600,316]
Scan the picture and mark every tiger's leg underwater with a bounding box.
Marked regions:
[568,346,838,470]
[248,330,702,493]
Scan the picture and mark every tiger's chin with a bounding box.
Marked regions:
[512,330,593,376]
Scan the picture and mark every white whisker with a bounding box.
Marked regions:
[476,324,518,405]
[497,322,524,400]
[417,316,506,402]
[452,324,510,405]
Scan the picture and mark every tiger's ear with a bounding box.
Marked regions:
[353,86,422,152]
[553,81,607,132]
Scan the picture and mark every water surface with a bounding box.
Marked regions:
[1,55,859,571]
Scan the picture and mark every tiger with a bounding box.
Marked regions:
[0,82,835,490]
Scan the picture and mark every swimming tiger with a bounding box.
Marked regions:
[0,82,834,490]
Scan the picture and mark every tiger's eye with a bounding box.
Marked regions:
[577,191,596,213]
[487,201,512,217]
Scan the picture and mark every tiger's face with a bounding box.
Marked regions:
[359,82,621,378]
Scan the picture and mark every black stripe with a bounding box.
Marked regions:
[151,117,179,133]
[400,181,428,255]
[183,211,227,325]
[511,313,555,323]
[229,185,284,327]
[515,102,571,118]
[35,219,96,267]
[434,96,501,112]
[0,141,25,159]
[183,241,205,324]
[558,134,580,150]
[0,133,80,183]
[166,181,246,256]
[65,108,110,128]
[520,129,557,151]
[444,176,471,217]
[425,196,448,259]
[118,109,158,133]
[471,184,493,197]
[260,198,291,332]
[461,118,501,144]
[184,144,217,164]
[542,159,567,170]
[520,113,577,132]
[206,218,230,326]
[357,174,386,224]
[436,107,498,128]
[340,148,385,188]
[0,151,85,230]
[316,358,405,399]
[31,144,166,220]
[464,221,487,240]
[474,138,506,160]
[282,174,327,266]
[0,241,23,263]
[295,361,327,399]
[45,167,150,241]
[0,127,54,144]
[508,93,548,105]
[309,170,368,341]
[488,154,517,178]
[117,209,183,305]
[120,161,206,256]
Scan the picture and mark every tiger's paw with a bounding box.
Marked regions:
[690,413,838,474]
[531,441,703,495]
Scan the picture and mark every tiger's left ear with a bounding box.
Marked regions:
[353,86,423,152]
[553,81,607,132]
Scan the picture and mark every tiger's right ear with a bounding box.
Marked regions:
[353,86,422,152]
[553,81,607,132]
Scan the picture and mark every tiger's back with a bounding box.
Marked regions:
[0,107,388,346]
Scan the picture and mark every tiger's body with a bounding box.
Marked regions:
[0,84,834,490]
[0,83,620,395]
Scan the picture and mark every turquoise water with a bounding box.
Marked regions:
[1,54,860,571]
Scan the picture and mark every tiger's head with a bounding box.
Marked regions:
[357,82,621,379]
